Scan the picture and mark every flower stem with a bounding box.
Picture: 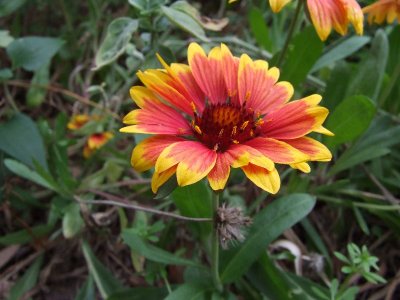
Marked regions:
[212,192,223,293]
[276,0,304,68]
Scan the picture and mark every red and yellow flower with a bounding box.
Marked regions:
[67,114,91,130]
[83,132,114,158]
[268,0,364,41]
[363,0,400,24]
[121,43,333,194]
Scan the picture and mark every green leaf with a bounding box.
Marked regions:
[0,113,48,170]
[81,240,124,298]
[324,95,376,148]
[108,287,168,300]
[75,275,95,300]
[94,17,139,70]
[0,0,26,17]
[6,36,64,71]
[128,0,165,14]
[247,253,292,299]
[248,253,330,300]
[62,202,84,239]
[161,6,208,42]
[323,61,352,111]
[280,26,323,87]
[171,180,212,239]
[0,224,52,245]
[220,193,316,283]
[329,115,400,175]
[26,63,49,107]
[346,30,389,101]
[248,7,272,52]
[165,284,208,300]
[8,254,43,300]
[4,159,58,192]
[0,68,13,81]
[0,30,14,48]
[122,229,201,267]
[311,36,371,72]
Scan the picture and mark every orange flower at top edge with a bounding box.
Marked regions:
[268,0,364,41]
[67,114,91,130]
[363,0,400,24]
[121,43,333,194]
[83,132,114,158]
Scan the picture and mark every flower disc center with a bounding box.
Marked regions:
[192,103,259,152]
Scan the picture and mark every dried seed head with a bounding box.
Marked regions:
[216,203,252,249]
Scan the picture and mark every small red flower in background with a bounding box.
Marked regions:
[67,114,91,130]
[363,0,400,25]
[121,43,333,194]
[83,132,114,158]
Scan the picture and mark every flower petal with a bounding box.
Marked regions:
[238,54,292,114]
[188,43,227,104]
[228,144,275,170]
[137,69,193,115]
[151,165,177,193]
[207,153,231,191]
[131,135,185,172]
[262,95,329,139]
[121,96,192,135]
[156,54,206,112]
[155,141,217,186]
[245,137,309,164]
[241,164,281,194]
[221,43,240,105]
[269,0,292,12]
[283,137,332,162]
[340,0,364,35]
[290,162,311,173]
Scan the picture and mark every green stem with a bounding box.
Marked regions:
[276,0,304,68]
[212,192,223,293]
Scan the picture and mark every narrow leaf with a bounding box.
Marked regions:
[311,36,370,72]
[324,95,376,148]
[220,193,316,283]
[0,113,48,170]
[161,6,208,42]
[8,254,43,300]
[122,229,202,267]
[81,240,124,298]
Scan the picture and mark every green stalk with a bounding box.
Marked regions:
[211,192,223,292]
[276,0,304,68]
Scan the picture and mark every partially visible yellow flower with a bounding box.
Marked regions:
[269,0,292,12]
[268,0,364,41]
[83,132,114,158]
[67,114,91,130]
[363,0,400,24]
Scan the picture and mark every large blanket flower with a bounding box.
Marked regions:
[121,43,333,194]
[363,0,400,24]
[269,0,364,41]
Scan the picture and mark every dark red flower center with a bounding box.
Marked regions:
[192,103,262,152]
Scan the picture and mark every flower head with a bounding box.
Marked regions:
[121,43,332,194]
[363,0,400,25]
[67,114,91,130]
[269,0,364,41]
[83,132,114,158]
